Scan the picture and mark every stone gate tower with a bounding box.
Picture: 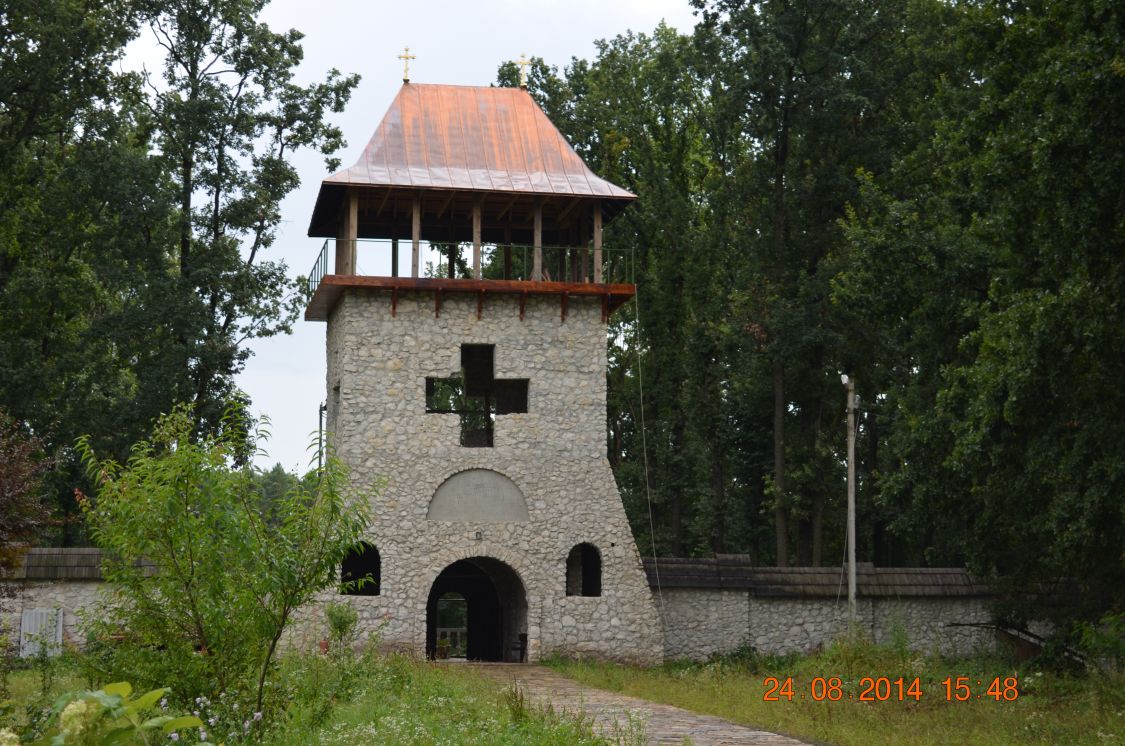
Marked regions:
[304,80,662,664]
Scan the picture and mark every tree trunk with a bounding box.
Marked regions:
[669,415,686,555]
[811,493,824,566]
[770,91,791,568]
[772,356,788,566]
[711,450,726,553]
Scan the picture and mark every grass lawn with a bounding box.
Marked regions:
[3,653,625,745]
[548,640,1125,746]
[266,654,623,745]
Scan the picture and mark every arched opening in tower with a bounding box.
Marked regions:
[425,557,528,662]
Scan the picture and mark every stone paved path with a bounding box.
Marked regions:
[471,664,810,746]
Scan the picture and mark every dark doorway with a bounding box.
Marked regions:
[425,557,528,662]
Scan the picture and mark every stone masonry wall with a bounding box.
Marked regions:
[3,575,1001,662]
[658,588,996,660]
[2,581,106,650]
[323,290,663,664]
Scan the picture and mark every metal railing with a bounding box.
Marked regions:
[308,239,331,294]
[307,238,634,297]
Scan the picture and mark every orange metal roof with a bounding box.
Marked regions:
[325,83,635,198]
[308,84,635,236]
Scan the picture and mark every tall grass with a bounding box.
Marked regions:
[266,653,612,745]
[3,651,617,744]
[547,638,1125,746]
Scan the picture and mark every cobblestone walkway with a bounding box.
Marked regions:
[472,664,810,746]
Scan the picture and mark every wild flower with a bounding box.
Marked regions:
[60,698,99,736]
[169,733,179,742]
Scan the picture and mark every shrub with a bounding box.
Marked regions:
[3,681,203,745]
[77,405,375,718]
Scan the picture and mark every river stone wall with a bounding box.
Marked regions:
[649,559,999,660]
[5,553,1005,662]
[1,581,105,650]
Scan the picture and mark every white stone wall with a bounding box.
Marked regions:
[657,589,749,660]
[657,588,998,660]
[3,578,1004,663]
[1,581,107,650]
[748,596,866,654]
[872,598,993,654]
[324,290,664,664]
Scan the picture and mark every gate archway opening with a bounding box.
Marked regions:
[426,557,528,662]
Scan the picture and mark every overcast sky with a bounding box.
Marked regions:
[131,0,700,471]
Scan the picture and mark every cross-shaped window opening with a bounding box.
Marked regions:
[425,345,528,447]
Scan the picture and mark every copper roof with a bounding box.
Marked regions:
[308,83,635,236]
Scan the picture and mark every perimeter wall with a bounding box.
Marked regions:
[4,550,1006,661]
[644,558,999,660]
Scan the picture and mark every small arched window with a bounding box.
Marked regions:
[565,543,601,597]
[340,542,380,596]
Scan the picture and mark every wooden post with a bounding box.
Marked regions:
[503,226,512,280]
[580,214,590,282]
[532,203,543,281]
[411,193,421,278]
[391,237,399,277]
[335,189,358,275]
[447,242,455,278]
[472,199,482,279]
[593,203,603,283]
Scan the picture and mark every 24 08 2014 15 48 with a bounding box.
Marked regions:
[762,676,1020,702]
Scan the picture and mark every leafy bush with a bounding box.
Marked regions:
[323,602,359,657]
[77,405,375,718]
[1,681,203,745]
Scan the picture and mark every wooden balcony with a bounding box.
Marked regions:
[304,239,636,322]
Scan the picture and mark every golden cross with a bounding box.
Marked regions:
[398,46,416,82]
[516,53,531,88]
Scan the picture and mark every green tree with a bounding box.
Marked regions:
[0,0,171,543]
[836,0,1125,635]
[79,405,374,715]
[0,411,51,619]
[690,0,909,565]
[0,0,359,544]
[140,0,359,429]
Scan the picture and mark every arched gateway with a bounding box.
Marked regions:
[308,80,663,664]
[425,557,527,661]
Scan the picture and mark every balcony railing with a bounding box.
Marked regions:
[307,238,634,298]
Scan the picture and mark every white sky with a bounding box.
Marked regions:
[132,0,699,472]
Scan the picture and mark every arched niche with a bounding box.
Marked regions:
[565,543,602,597]
[427,469,529,522]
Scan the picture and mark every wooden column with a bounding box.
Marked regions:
[472,199,482,279]
[411,193,421,278]
[391,238,399,277]
[532,203,543,281]
[447,241,456,278]
[335,189,358,275]
[593,203,603,283]
[503,226,512,280]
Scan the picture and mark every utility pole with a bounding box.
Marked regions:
[842,374,857,627]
